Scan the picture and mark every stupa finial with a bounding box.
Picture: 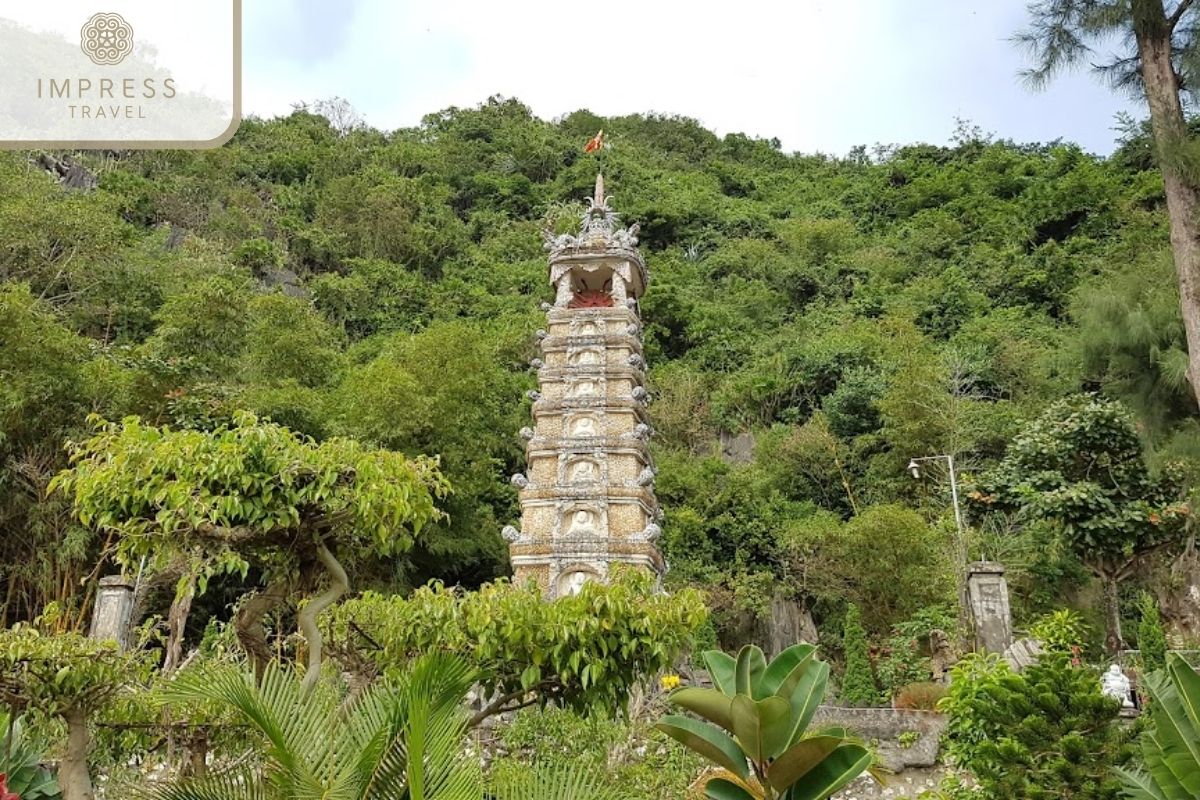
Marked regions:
[593,173,605,209]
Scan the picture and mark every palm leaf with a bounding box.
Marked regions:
[492,763,619,800]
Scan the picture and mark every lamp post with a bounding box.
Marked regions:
[908,454,970,635]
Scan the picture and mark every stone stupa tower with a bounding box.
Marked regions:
[503,175,665,597]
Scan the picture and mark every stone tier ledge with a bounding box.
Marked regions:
[517,485,658,504]
[545,305,640,323]
[539,333,644,353]
[532,397,647,414]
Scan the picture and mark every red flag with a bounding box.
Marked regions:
[584,130,604,153]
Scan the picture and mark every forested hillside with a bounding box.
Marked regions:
[1,96,1193,653]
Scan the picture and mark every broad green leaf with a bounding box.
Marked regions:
[735,645,768,699]
[656,714,750,780]
[783,744,872,800]
[706,650,738,697]
[730,694,791,765]
[760,644,817,698]
[766,736,844,792]
[1114,766,1171,800]
[704,777,760,800]
[782,661,829,745]
[670,687,735,731]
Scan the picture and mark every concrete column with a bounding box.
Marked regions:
[88,575,134,651]
[966,561,1013,655]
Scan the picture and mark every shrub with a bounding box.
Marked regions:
[1136,592,1168,673]
[940,652,1131,800]
[840,603,879,706]
[893,682,947,711]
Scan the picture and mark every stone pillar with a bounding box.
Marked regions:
[88,575,134,651]
[966,561,1013,654]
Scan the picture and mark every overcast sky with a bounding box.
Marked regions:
[242,0,1142,156]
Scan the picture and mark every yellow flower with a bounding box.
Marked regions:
[660,673,681,691]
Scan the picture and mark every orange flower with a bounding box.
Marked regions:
[584,129,604,153]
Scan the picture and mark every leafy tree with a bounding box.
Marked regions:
[325,571,707,724]
[1136,591,1169,671]
[839,604,878,707]
[0,709,59,800]
[941,653,1129,800]
[971,395,1190,652]
[0,624,153,800]
[1017,0,1200,410]
[656,644,874,800]
[50,412,448,688]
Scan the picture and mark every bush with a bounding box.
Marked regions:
[941,652,1132,800]
[1137,591,1168,673]
[840,603,879,706]
[894,682,947,710]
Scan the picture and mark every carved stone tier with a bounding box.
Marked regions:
[506,175,665,598]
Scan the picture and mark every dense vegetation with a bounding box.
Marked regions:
[2,97,1198,659]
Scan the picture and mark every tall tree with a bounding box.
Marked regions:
[1018,0,1200,409]
[970,395,1190,653]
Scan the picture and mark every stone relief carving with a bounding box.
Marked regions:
[627,354,645,369]
[526,390,542,402]
[571,349,601,366]
[501,525,521,543]
[530,358,544,369]
[510,473,529,489]
[632,387,649,402]
[568,459,600,483]
[570,416,598,437]
[557,569,593,597]
[565,509,599,536]
[570,379,598,398]
[518,427,535,441]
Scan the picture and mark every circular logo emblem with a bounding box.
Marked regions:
[80,12,134,65]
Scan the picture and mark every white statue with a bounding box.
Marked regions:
[571,417,597,437]
[569,460,597,482]
[572,380,597,397]
[559,570,590,596]
[566,509,598,536]
[1101,664,1133,707]
[577,321,598,335]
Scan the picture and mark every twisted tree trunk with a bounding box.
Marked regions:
[234,579,289,682]
[298,543,349,695]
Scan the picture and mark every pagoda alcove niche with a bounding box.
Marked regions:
[505,175,665,598]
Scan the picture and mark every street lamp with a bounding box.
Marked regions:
[908,453,970,634]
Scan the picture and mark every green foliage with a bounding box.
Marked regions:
[656,643,873,800]
[1029,609,1090,656]
[491,706,700,800]
[940,653,1129,800]
[876,606,956,699]
[51,411,448,572]
[1135,592,1168,673]
[326,571,707,720]
[839,604,878,707]
[0,710,60,800]
[150,653,486,800]
[972,395,1190,650]
[0,624,152,717]
[1116,654,1200,800]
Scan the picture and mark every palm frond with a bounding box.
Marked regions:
[492,764,619,800]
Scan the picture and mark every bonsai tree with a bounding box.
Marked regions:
[0,624,153,800]
[970,395,1189,653]
[1117,653,1200,799]
[656,644,873,800]
[51,412,448,689]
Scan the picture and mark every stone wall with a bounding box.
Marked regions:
[811,706,946,772]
